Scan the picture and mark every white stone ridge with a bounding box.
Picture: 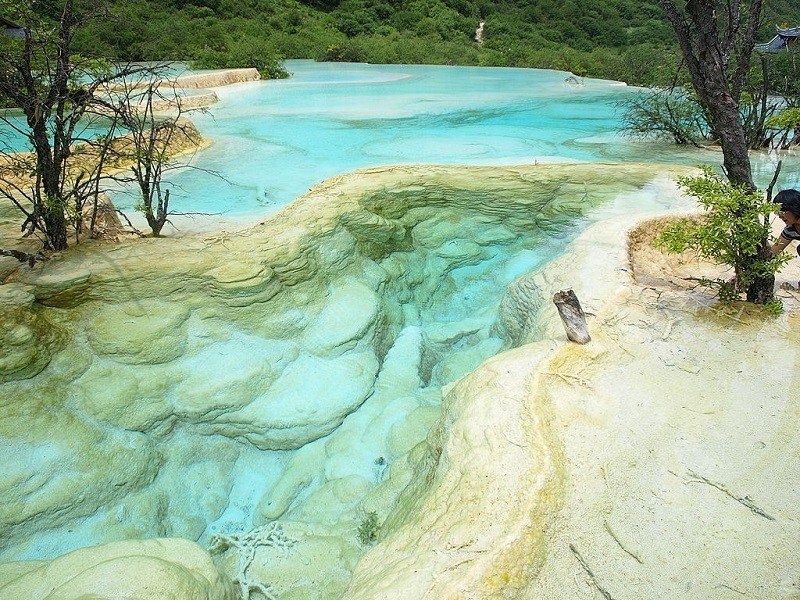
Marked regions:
[174,68,261,89]
[0,539,236,599]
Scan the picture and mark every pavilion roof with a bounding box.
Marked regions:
[756,25,800,53]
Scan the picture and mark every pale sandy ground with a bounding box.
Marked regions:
[521,214,800,599]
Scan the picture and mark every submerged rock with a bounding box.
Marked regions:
[495,272,546,346]
[86,299,191,364]
[0,400,160,553]
[214,351,380,450]
[22,268,92,307]
[0,284,60,382]
[0,538,235,599]
[302,279,381,354]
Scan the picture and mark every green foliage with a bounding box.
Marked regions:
[655,168,790,301]
[763,52,800,104]
[763,105,800,148]
[603,44,684,87]
[356,510,380,546]
[191,37,290,79]
[766,107,800,130]
[322,33,484,65]
[764,297,784,315]
[24,0,800,87]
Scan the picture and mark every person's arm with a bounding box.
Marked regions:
[771,233,792,256]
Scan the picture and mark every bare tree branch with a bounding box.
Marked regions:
[0,247,48,266]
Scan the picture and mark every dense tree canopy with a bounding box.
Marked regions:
[24,0,792,86]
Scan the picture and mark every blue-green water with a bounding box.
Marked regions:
[0,111,126,154]
[116,60,798,216]
[165,62,637,215]
[3,60,798,215]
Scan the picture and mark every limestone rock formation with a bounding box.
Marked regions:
[0,283,59,382]
[495,273,546,345]
[3,163,718,598]
[0,538,236,599]
[86,299,191,364]
[174,68,261,89]
[0,404,160,554]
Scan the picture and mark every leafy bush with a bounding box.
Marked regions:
[765,52,800,103]
[607,44,682,86]
[323,33,483,65]
[655,168,789,302]
[766,107,800,130]
[765,107,800,148]
[190,38,290,79]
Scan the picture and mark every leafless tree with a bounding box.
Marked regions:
[99,72,205,237]
[0,0,162,251]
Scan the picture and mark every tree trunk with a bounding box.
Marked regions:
[146,214,165,237]
[553,289,591,344]
[746,244,775,303]
[660,0,774,303]
[668,0,756,189]
[706,99,753,187]
[43,206,68,251]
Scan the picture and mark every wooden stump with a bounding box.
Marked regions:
[553,289,590,344]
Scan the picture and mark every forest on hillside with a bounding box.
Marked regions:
[27,0,796,86]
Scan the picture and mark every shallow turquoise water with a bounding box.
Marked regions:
[4,61,798,214]
[114,60,798,216]
[165,62,633,215]
[3,187,597,565]
[0,111,125,154]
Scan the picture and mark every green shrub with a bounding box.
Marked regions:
[765,107,800,148]
[190,38,289,79]
[766,107,800,130]
[655,168,789,302]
